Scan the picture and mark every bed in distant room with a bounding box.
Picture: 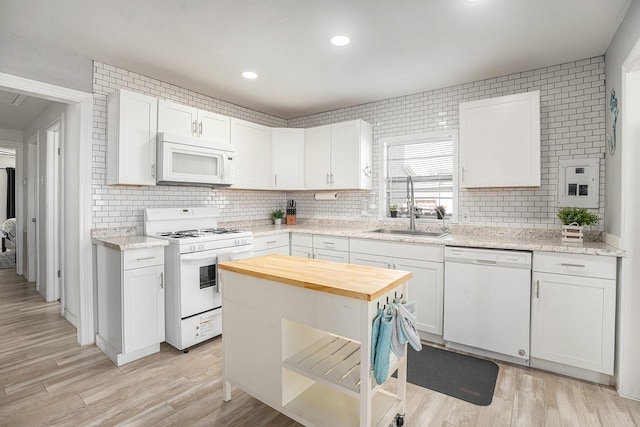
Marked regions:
[1,218,16,252]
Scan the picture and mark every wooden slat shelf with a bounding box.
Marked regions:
[283,334,400,399]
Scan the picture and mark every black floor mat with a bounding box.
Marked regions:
[394,345,499,406]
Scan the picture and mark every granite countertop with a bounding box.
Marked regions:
[91,227,169,251]
[92,235,169,251]
[243,224,624,257]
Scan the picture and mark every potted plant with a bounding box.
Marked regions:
[435,205,446,220]
[271,209,284,225]
[389,204,398,218]
[557,207,599,243]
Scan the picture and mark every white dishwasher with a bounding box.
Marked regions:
[443,247,532,365]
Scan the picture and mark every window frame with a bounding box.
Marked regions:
[378,130,459,222]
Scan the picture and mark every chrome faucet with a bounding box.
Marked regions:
[441,214,449,234]
[437,206,449,234]
[407,175,416,231]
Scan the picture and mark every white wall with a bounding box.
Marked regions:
[605,0,640,400]
[605,0,640,239]
[0,28,93,93]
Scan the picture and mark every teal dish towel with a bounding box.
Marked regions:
[371,308,384,366]
[374,313,394,385]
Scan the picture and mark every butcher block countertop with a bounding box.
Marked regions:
[219,254,412,301]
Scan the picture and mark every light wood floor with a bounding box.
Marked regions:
[2,268,640,426]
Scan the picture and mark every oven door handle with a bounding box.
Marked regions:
[181,253,218,263]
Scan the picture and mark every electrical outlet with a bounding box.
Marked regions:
[461,209,469,222]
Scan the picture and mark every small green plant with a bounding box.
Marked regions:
[557,207,599,226]
[389,204,398,212]
[271,209,284,220]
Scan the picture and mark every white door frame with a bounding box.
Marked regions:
[0,72,94,346]
[617,38,640,400]
[26,134,38,284]
[0,140,24,277]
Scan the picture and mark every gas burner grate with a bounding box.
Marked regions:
[157,230,205,239]
[200,228,242,234]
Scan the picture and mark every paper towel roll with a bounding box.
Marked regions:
[314,192,338,200]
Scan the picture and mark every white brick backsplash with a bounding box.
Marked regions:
[92,62,288,230]
[92,57,605,231]
[289,56,606,231]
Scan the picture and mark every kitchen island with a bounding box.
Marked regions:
[219,254,413,427]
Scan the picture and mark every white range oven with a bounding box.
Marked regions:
[145,207,253,351]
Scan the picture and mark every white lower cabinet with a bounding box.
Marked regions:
[531,252,616,377]
[96,245,165,366]
[253,233,290,256]
[291,233,313,259]
[290,233,349,263]
[313,235,349,263]
[350,239,444,336]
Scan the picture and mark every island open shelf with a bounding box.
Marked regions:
[219,254,412,427]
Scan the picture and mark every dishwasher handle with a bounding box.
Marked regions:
[472,259,497,265]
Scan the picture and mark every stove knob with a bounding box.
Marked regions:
[198,244,205,251]
[189,245,196,252]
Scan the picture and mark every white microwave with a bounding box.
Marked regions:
[156,132,235,187]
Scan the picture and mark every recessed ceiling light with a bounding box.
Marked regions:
[242,71,258,79]
[330,35,351,47]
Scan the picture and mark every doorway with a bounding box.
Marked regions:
[0,72,94,345]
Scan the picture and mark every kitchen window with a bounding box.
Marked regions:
[380,131,458,221]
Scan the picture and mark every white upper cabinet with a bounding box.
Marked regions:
[230,118,273,189]
[158,99,230,144]
[304,125,332,189]
[304,120,373,190]
[272,128,305,190]
[459,91,540,188]
[106,89,158,186]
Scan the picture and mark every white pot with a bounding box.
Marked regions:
[561,223,583,244]
[274,218,282,225]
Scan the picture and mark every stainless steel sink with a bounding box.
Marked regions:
[367,229,449,238]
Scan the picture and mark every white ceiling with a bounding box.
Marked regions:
[0,0,633,119]
[0,88,55,130]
